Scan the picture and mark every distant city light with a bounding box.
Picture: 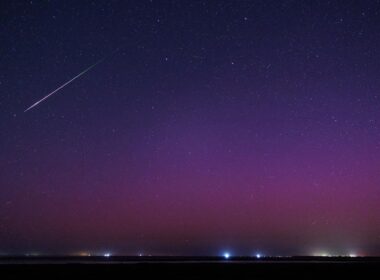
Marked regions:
[349,254,357,258]
[224,252,230,259]
[313,251,331,257]
[103,253,111,257]
[256,253,261,259]
[77,251,91,257]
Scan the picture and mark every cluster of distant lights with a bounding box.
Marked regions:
[104,252,263,259]
[101,252,360,259]
[222,252,361,259]
[104,252,262,259]
[312,252,358,258]
[105,252,263,259]
[13,251,361,258]
[223,253,261,259]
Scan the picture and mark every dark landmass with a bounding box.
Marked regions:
[1,256,380,279]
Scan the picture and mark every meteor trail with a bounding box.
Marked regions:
[24,50,118,112]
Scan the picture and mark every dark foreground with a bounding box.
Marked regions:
[1,257,379,279]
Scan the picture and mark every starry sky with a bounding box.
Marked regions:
[1,0,380,256]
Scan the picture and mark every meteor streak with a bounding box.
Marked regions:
[24,50,118,112]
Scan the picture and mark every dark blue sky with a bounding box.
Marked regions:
[1,0,380,256]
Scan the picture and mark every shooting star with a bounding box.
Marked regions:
[24,49,119,112]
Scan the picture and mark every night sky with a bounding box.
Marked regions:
[1,0,380,256]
